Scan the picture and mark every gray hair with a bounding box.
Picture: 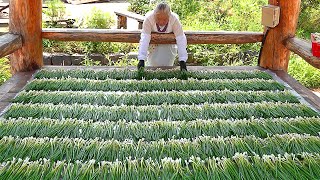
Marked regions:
[154,2,171,16]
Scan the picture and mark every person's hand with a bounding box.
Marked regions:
[179,61,187,71]
[137,60,145,69]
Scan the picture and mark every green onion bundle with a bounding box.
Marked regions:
[1,117,319,140]
[4,102,318,121]
[14,90,299,105]
[34,69,273,80]
[24,78,285,92]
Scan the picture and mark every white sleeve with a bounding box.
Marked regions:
[176,34,188,62]
[138,33,151,60]
[138,19,152,61]
[173,18,188,62]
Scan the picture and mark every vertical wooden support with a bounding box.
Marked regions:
[138,21,143,29]
[117,15,127,29]
[9,0,43,73]
[259,0,301,71]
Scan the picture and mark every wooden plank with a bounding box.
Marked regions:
[42,28,264,44]
[260,0,301,71]
[114,11,144,22]
[9,0,43,73]
[272,70,320,112]
[0,70,35,115]
[284,37,320,69]
[0,33,22,58]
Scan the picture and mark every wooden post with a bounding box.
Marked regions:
[259,0,301,71]
[117,15,127,29]
[9,0,43,73]
[138,22,143,29]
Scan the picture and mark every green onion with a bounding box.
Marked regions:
[4,102,318,121]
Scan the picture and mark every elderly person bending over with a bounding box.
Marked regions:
[137,2,188,71]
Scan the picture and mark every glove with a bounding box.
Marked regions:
[179,61,187,71]
[137,60,145,69]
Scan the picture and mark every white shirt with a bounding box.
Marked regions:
[138,11,188,62]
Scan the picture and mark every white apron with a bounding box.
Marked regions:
[147,44,178,66]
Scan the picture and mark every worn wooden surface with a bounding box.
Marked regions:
[285,37,320,69]
[260,0,301,71]
[114,11,144,22]
[9,0,43,73]
[115,11,144,29]
[42,29,264,44]
[0,33,22,58]
[0,71,35,115]
[272,70,320,112]
[117,16,127,29]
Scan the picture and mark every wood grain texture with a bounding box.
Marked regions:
[114,11,144,22]
[272,70,320,112]
[9,0,43,73]
[0,33,22,58]
[285,37,320,69]
[260,0,301,71]
[42,29,264,44]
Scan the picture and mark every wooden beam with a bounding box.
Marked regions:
[284,37,320,69]
[260,0,301,71]
[0,33,22,58]
[9,0,43,73]
[272,70,320,112]
[42,29,264,44]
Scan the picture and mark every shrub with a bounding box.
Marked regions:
[288,54,320,89]
[43,0,66,28]
[0,57,11,85]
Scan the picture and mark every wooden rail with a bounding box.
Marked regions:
[114,11,144,29]
[42,29,264,44]
[0,33,22,58]
[285,37,320,69]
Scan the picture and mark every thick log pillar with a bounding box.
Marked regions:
[259,0,301,71]
[9,0,43,73]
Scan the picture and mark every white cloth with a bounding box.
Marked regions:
[138,11,188,66]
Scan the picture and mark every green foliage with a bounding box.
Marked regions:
[80,7,114,29]
[288,55,320,89]
[108,55,139,67]
[80,56,101,66]
[0,58,11,85]
[43,0,66,28]
[128,0,152,15]
[297,0,320,39]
